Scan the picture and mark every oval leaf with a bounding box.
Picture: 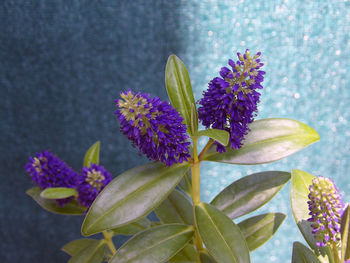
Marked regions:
[290,170,332,259]
[341,204,350,262]
[195,202,250,263]
[62,238,100,256]
[238,213,286,251]
[169,244,196,262]
[26,187,86,215]
[292,242,321,263]
[200,250,218,263]
[194,129,229,146]
[202,118,319,164]
[178,171,192,198]
[111,217,151,236]
[40,187,77,199]
[165,54,196,134]
[110,224,194,263]
[211,171,290,219]
[191,103,198,134]
[155,189,194,225]
[82,162,189,236]
[83,141,100,167]
[68,240,106,263]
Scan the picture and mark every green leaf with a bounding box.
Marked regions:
[111,217,151,236]
[83,141,100,167]
[82,162,189,236]
[169,244,196,262]
[62,239,100,256]
[211,171,290,219]
[194,129,229,147]
[200,250,217,263]
[238,213,286,251]
[68,239,106,263]
[290,170,331,259]
[178,171,192,198]
[341,204,350,262]
[155,189,193,225]
[26,187,86,215]
[109,224,194,263]
[202,118,319,165]
[165,54,196,134]
[190,103,198,135]
[40,187,77,199]
[292,242,321,263]
[195,202,250,263]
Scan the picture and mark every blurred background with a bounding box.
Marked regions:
[1,0,350,262]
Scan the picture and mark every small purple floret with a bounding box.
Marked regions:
[198,49,265,152]
[115,89,191,166]
[25,150,79,206]
[77,164,112,208]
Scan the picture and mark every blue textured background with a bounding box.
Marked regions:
[1,0,350,262]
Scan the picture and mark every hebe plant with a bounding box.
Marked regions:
[26,51,325,263]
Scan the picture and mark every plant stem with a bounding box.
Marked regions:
[198,138,214,161]
[332,243,340,263]
[191,137,203,263]
[102,230,117,256]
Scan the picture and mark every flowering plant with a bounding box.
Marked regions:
[26,51,323,263]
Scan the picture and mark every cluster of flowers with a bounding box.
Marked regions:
[115,49,265,164]
[307,177,344,247]
[25,150,112,208]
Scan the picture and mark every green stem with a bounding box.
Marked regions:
[198,138,214,161]
[332,243,340,263]
[191,137,202,263]
[102,230,117,256]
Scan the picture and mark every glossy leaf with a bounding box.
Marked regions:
[111,217,151,236]
[194,129,229,147]
[190,103,198,134]
[165,54,196,134]
[169,244,196,262]
[82,162,189,236]
[195,202,250,263]
[202,118,319,164]
[68,240,106,263]
[26,187,86,215]
[40,187,77,199]
[211,171,290,219]
[341,204,350,262]
[292,242,321,263]
[62,238,100,256]
[83,141,100,167]
[200,250,217,263]
[290,170,331,259]
[110,224,194,263]
[238,213,286,251]
[155,189,193,225]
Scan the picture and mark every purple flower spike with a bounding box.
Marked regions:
[25,150,79,206]
[77,164,112,208]
[198,49,265,152]
[307,177,344,247]
[115,89,191,166]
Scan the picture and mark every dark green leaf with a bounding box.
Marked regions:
[292,242,321,263]
[68,240,106,263]
[195,202,250,263]
[62,239,100,256]
[290,170,331,259]
[194,129,229,147]
[211,171,290,219]
[169,244,196,262]
[178,171,192,198]
[40,187,77,199]
[341,204,350,262]
[82,162,189,236]
[26,187,86,215]
[202,118,319,165]
[200,250,217,263]
[83,141,100,167]
[155,189,193,225]
[238,213,286,251]
[165,54,196,134]
[109,224,194,263]
[111,217,151,236]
